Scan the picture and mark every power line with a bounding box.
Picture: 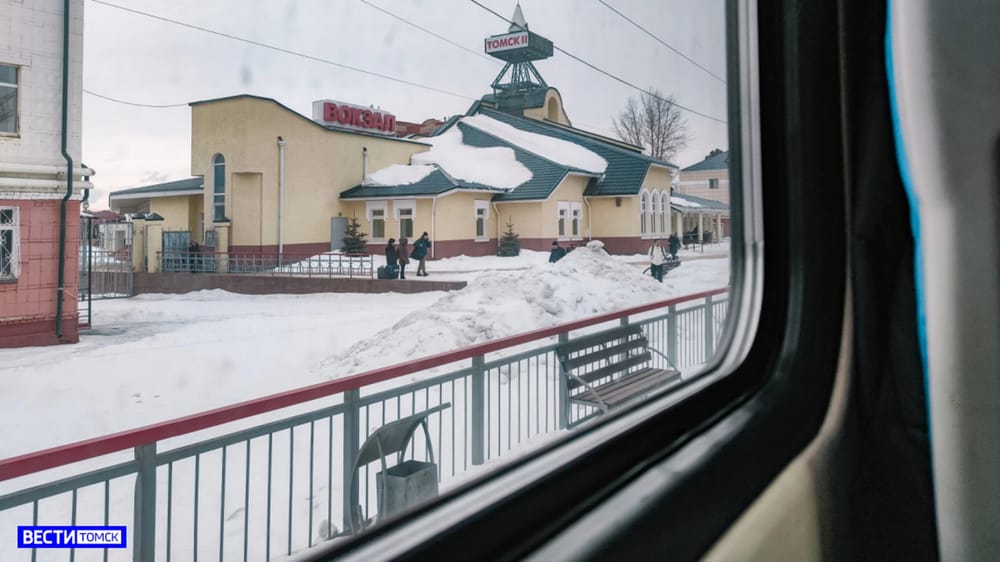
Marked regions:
[467,0,727,125]
[358,0,498,65]
[89,0,477,102]
[597,0,727,84]
[83,88,188,108]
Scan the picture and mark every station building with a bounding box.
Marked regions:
[109,6,728,263]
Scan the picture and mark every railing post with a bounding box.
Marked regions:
[133,443,157,562]
[342,389,360,531]
[704,295,715,361]
[557,333,569,429]
[471,354,486,465]
[667,304,678,370]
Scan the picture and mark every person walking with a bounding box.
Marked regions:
[385,238,398,279]
[648,239,668,282]
[412,232,432,276]
[549,241,567,263]
[397,237,411,279]
[668,233,681,259]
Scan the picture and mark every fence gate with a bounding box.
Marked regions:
[79,218,134,326]
[161,230,191,272]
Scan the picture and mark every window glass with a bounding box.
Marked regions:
[0,64,16,133]
[212,154,226,221]
[371,209,385,239]
[399,208,414,238]
[6,0,736,555]
[474,200,489,240]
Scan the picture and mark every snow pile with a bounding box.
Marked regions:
[316,241,668,380]
[412,127,532,189]
[362,163,436,186]
[429,249,549,271]
[463,114,608,173]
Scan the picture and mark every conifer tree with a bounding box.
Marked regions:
[342,215,368,254]
[497,219,521,257]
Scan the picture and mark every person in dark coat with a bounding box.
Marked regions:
[397,237,410,279]
[549,241,567,263]
[385,238,398,274]
[412,232,432,276]
[668,233,681,259]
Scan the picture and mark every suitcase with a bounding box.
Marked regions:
[377,265,399,280]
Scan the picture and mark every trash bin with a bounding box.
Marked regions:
[376,459,438,518]
[348,403,451,534]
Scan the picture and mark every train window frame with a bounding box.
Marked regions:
[303,0,848,559]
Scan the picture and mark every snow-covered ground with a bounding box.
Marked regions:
[2,243,728,458]
[0,242,729,561]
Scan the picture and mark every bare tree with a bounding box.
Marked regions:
[613,89,690,162]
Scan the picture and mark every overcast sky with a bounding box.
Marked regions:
[81,0,728,210]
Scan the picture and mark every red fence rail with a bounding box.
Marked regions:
[0,288,729,482]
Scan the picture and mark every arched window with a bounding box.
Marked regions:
[640,191,649,236]
[650,192,660,234]
[547,97,560,122]
[660,192,669,234]
[213,154,226,221]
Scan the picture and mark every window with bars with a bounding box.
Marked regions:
[0,207,19,279]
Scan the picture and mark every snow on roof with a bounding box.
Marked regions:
[462,114,608,174]
[317,241,679,381]
[670,195,704,208]
[412,127,532,189]
[362,163,436,187]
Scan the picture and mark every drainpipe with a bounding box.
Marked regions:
[277,136,286,265]
[491,201,502,246]
[55,0,73,340]
[430,196,437,258]
[362,146,368,180]
[583,197,593,240]
[81,168,91,329]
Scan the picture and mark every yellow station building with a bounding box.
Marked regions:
[109,8,728,263]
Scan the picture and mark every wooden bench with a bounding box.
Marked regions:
[556,324,682,426]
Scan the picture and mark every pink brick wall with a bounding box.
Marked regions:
[0,199,80,347]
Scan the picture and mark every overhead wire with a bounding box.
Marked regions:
[358,0,499,65]
[89,0,478,102]
[83,88,188,108]
[596,0,727,84]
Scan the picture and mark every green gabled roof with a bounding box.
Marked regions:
[453,122,572,201]
[682,150,729,172]
[342,121,583,201]
[341,168,464,199]
[671,191,729,213]
[473,108,678,197]
[110,177,203,197]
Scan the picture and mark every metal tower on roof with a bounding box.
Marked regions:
[484,3,554,96]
